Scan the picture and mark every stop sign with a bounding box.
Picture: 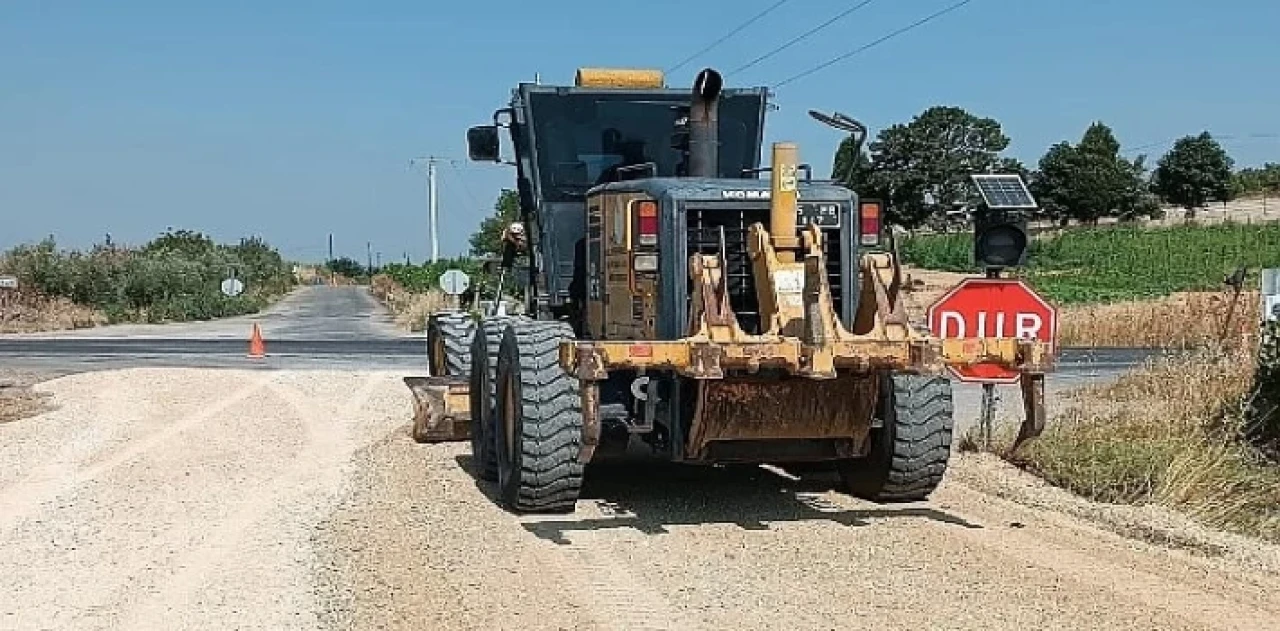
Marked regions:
[926,278,1058,383]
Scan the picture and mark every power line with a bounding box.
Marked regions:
[771,0,975,89]
[445,159,484,210]
[1123,132,1280,155]
[728,0,878,77]
[666,0,793,74]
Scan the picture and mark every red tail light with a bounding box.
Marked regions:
[860,201,882,246]
[636,201,658,246]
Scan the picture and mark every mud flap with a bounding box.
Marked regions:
[404,376,471,443]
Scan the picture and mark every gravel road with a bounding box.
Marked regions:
[3,366,1279,630]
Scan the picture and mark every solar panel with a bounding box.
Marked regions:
[971,174,1038,209]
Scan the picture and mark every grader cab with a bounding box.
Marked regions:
[409,67,1054,514]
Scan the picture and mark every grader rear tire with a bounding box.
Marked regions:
[467,316,513,482]
[838,372,954,502]
[427,312,475,377]
[494,320,584,514]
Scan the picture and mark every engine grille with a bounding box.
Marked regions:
[686,204,844,335]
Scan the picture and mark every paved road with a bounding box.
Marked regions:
[4,285,413,342]
[0,286,425,371]
[0,284,1162,429]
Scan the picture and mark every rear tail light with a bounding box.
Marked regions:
[636,200,658,246]
[860,201,882,246]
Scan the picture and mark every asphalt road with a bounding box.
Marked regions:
[0,286,425,371]
[0,285,1162,428]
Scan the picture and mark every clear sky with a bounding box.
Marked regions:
[3,1,1278,263]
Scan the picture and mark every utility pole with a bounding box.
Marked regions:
[411,155,451,265]
[366,241,373,275]
[328,233,335,286]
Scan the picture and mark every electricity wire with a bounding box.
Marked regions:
[666,0,794,74]
[727,0,878,77]
[771,0,975,89]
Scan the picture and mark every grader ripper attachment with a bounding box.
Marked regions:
[407,66,1056,514]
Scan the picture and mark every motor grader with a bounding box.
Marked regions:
[407,66,1054,513]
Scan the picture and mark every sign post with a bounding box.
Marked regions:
[438,269,471,310]
[0,275,17,290]
[927,276,1058,446]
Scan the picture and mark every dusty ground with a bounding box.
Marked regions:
[3,367,1278,630]
[0,368,58,424]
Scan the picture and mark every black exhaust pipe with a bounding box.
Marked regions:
[688,68,723,178]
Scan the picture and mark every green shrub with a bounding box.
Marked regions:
[0,230,295,324]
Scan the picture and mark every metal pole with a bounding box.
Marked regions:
[366,241,373,275]
[980,384,996,450]
[982,265,1001,449]
[429,159,439,264]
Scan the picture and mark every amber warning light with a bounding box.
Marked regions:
[860,201,883,246]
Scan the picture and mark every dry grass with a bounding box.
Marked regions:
[0,289,107,333]
[369,274,450,332]
[975,345,1280,542]
[1058,290,1262,349]
[902,267,1262,349]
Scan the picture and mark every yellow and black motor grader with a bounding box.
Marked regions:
[408,66,1053,513]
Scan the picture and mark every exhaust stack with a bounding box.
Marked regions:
[688,68,723,178]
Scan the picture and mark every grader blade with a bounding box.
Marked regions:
[688,373,880,461]
[404,376,471,443]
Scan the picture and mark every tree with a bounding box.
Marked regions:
[469,189,520,257]
[832,106,1014,229]
[1030,122,1159,225]
[1151,132,1235,218]
[325,256,365,278]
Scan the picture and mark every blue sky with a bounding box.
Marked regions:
[2,1,1278,263]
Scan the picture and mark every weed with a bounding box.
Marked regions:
[987,347,1280,542]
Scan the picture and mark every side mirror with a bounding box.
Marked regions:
[467,125,501,162]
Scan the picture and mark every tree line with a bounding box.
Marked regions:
[462,108,1275,258]
[833,105,1275,230]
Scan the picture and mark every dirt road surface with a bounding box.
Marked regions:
[3,367,1279,630]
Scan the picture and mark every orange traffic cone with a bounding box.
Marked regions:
[248,323,266,359]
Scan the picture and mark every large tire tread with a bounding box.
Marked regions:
[468,316,518,481]
[495,320,584,514]
[430,312,475,377]
[840,373,954,502]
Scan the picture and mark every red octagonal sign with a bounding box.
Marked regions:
[926,278,1058,383]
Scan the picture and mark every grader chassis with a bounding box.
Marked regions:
[408,67,1054,513]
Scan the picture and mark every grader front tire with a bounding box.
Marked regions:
[494,320,585,514]
[427,312,475,377]
[839,373,955,502]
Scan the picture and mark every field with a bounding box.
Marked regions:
[901,220,1280,305]
[900,220,1280,348]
